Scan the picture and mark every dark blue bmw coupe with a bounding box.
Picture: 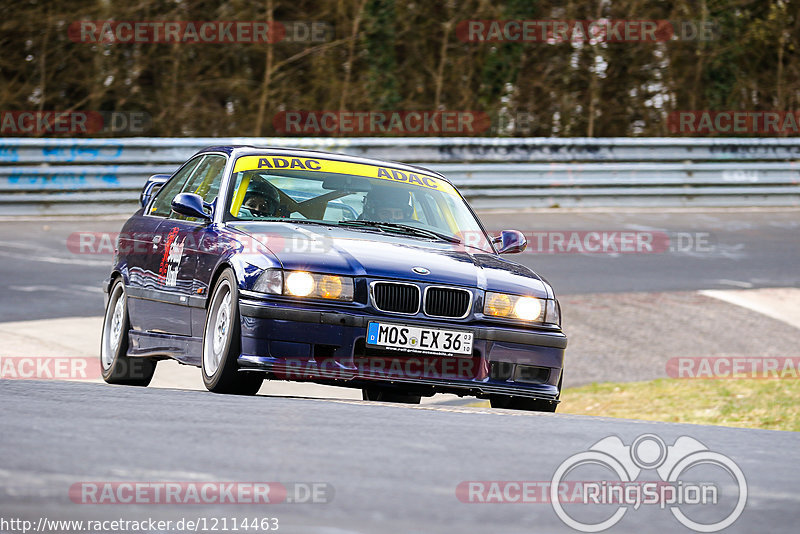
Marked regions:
[101,146,567,411]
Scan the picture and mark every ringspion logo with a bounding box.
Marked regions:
[550,434,746,532]
[458,434,747,532]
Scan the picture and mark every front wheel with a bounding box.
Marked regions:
[100,279,156,386]
[202,269,263,395]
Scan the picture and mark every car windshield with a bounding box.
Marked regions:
[226,155,493,252]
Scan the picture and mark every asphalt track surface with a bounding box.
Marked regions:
[1,208,798,321]
[1,380,798,534]
[1,208,799,533]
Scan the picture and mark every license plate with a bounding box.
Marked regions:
[366,322,473,356]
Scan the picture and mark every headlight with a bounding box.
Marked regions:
[253,269,354,301]
[253,269,283,294]
[545,299,561,326]
[513,297,542,321]
[484,291,559,324]
[286,271,314,296]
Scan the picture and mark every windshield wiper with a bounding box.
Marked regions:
[242,217,333,226]
[338,220,461,244]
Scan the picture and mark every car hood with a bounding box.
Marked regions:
[231,222,550,298]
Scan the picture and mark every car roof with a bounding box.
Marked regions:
[194,145,449,182]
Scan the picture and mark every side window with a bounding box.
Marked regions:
[148,156,204,217]
[169,155,227,221]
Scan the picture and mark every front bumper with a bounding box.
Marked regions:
[238,298,566,401]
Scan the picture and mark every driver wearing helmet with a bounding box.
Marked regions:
[361,186,413,222]
[241,178,281,218]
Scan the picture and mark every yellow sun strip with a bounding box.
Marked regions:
[194,159,224,199]
[232,155,457,196]
[193,169,213,198]
[230,174,251,216]
[434,195,459,234]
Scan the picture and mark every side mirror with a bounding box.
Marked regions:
[494,230,527,254]
[140,174,171,208]
[171,193,212,220]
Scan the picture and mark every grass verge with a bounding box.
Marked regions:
[556,378,799,431]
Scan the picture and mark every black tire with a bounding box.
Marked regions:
[490,372,563,412]
[362,388,421,404]
[202,269,263,395]
[100,279,156,386]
